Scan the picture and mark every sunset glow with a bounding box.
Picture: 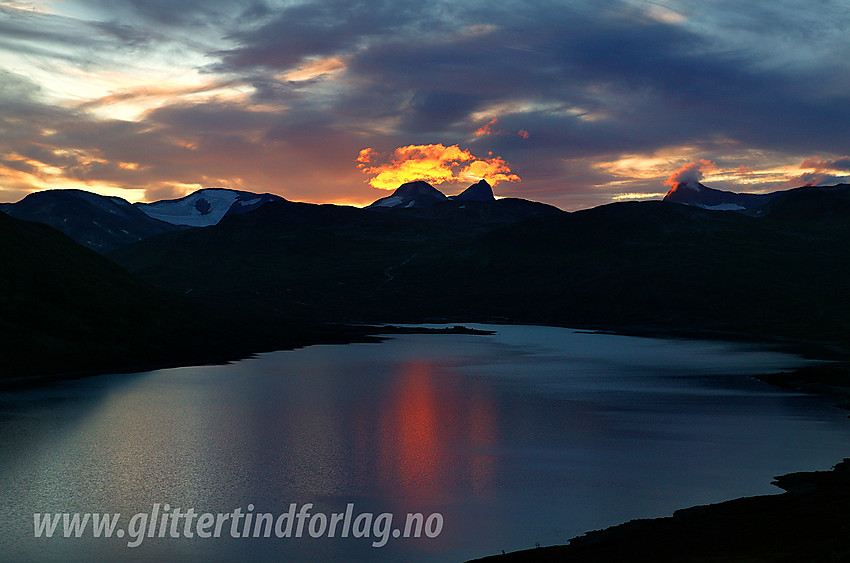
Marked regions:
[357,144,520,191]
[474,118,500,137]
[0,1,848,208]
[663,159,717,188]
[282,57,347,82]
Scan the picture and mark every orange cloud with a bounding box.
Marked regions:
[475,118,501,137]
[282,57,347,82]
[663,159,716,188]
[785,156,850,187]
[356,143,520,190]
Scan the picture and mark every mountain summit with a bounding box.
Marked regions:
[135,188,284,227]
[453,179,495,202]
[663,181,771,211]
[367,181,448,209]
[367,179,498,208]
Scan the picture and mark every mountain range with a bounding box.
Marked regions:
[0,187,284,252]
[367,179,498,208]
[4,179,850,379]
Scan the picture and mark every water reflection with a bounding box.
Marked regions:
[376,361,500,502]
[380,361,446,501]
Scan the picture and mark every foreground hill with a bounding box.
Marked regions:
[0,212,361,381]
[374,200,850,343]
[758,183,850,222]
[473,459,850,562]
[0,211,230,379]
[109,200,467,321]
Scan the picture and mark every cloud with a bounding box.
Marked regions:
[282,57,347,82]
[780,156,850,187]
[801,156,850,172]
[663,159,717,188]
[773,156,850,188]
[217,0,446,72]
[356,144,520,191]
[791,173,835,187]
[475,118,501,137]
[143,183,193,202]
[75,80,243,112]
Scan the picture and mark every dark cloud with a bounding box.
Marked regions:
[218,0,450,71]
[81,0,251,27]
[400,91,483,135]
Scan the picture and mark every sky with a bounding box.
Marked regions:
[1,0,849,210]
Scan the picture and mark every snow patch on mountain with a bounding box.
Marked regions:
[137,189,239,227]
[136,189,283,227]
[663,181,773,211]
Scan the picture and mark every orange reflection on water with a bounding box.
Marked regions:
[380,361,445,501]
[378,361,498,501]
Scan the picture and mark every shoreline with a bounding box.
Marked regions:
[470,457,850,562]
[0,324,494,390]
[4,320,846,388]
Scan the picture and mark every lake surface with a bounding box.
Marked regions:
[2,325,849,561]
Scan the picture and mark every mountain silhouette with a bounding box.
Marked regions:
[453,179,496,202]
[367,181,448,208]
[663,180,773,210]
[0,189,178,253]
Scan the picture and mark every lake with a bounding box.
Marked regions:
[1,325,849,561]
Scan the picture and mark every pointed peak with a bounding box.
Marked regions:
[455,179,495,202]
